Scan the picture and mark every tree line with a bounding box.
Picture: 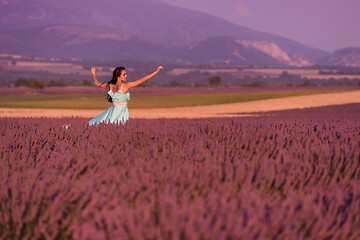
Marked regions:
[10,76,223,88]
[8,71,360,89]
[12,78,93,89]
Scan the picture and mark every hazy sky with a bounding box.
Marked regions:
[161,0,360,52]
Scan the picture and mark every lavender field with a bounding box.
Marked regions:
[1,104,360,239]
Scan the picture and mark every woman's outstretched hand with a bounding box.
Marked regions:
[91,67,96,75]
[157,66,163,72]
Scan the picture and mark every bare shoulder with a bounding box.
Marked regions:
[122,82,131,90]
[106,83,112,90]
[123,82,130,87]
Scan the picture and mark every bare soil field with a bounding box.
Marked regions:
[1,90,359,119]
[2,61,112,76]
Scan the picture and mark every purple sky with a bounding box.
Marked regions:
[161,0,360,52]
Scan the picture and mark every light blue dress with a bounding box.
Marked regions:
[88,84,130,125]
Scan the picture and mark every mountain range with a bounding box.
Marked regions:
[0,0,359,66]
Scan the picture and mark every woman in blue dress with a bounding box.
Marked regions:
[88,65,163,125]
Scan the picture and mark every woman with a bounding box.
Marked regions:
[88,65,163,125]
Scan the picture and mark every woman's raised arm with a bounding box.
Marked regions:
[125,66,163,89]
[91,67,108,89]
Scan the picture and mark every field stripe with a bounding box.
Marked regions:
[1,90,359,119]
[0,89,353,109]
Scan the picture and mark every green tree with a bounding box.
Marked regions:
[30,79,45,89]
[280,71,289,79]
[167,81,187,87]
[208,75,221,87]
[82,79,92,86]
[14,78,32,87]
[300,78,312,87]
[46,80,65,87]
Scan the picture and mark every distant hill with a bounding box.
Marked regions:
[176,37,312,66]
[0,26,318,66]
[326,48,360,67]
[0,25,171,61]
[0,0,330,65]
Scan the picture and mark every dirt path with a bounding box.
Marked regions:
[1,91,360,119]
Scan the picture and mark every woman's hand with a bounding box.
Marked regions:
[90,67,107,89]
[157,66,163,72]
[91,67,96,75]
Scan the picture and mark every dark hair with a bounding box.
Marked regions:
[106,67,125,103]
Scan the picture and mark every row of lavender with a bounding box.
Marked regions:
[1,113,359,239]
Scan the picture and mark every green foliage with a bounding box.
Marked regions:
[319,67,360,75]
[164,81,188,87]
[0,81,11,87]
[208,75,221,87]
[82,79,92,86]
[171,70,211,86]
[279,71,302,81]
[241,80,266,87]
[14,78,32,87]
[300,78,312,87]
[46,80,65,87]
[280,71,289,78]
[13,78,44,89]
[30,79,45,89]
